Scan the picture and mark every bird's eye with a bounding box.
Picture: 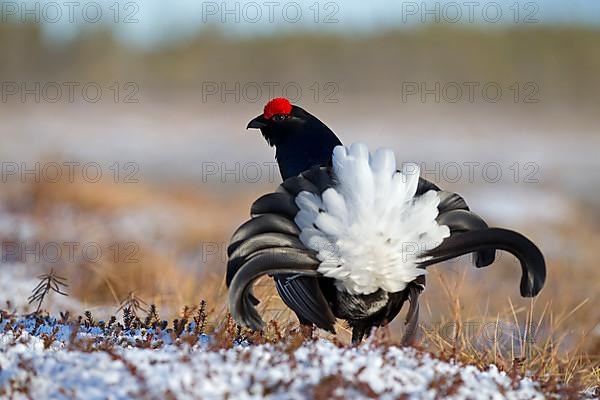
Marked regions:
[273,114,287,121]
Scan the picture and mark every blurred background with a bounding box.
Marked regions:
[0,0,599,356]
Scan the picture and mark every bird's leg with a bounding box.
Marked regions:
[296,315,316,340]
[299,323,315,341]
[400,286,421,347]
[350,323,369,344]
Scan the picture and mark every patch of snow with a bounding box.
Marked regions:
[0,315,551,399]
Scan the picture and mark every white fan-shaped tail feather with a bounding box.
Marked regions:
[295,143,450,295]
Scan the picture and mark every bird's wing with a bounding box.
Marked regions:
[274,275,336,332]
[227,167,337,331]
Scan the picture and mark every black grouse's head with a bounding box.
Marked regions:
[247,98,343,179]
[247,98,337,147]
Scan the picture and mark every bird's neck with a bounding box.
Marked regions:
[275,133,341,179]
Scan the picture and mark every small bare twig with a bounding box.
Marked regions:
[117,291,148,317]
[28,269,69,312]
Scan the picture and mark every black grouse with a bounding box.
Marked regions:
[226,98,546,343]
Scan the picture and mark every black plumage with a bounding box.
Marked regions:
[227,99,546,343]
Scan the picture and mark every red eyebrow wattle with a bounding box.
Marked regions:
[263,98,292,119]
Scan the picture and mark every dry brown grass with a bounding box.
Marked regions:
[416,273,600,394]
[2,175,599,393]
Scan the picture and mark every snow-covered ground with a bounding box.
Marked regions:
[0,315,551,399]
[0,106,597,399]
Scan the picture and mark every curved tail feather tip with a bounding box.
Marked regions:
[420,228,546,297]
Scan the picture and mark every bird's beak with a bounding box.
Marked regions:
[247,114,267,129]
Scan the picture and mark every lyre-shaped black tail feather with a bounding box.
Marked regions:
[419,228,546,297]
[226,166,338,332]
[227,248,323,330]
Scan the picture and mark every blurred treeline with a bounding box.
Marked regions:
[1,22,599,107]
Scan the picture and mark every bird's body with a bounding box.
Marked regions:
[227,98,546,343]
